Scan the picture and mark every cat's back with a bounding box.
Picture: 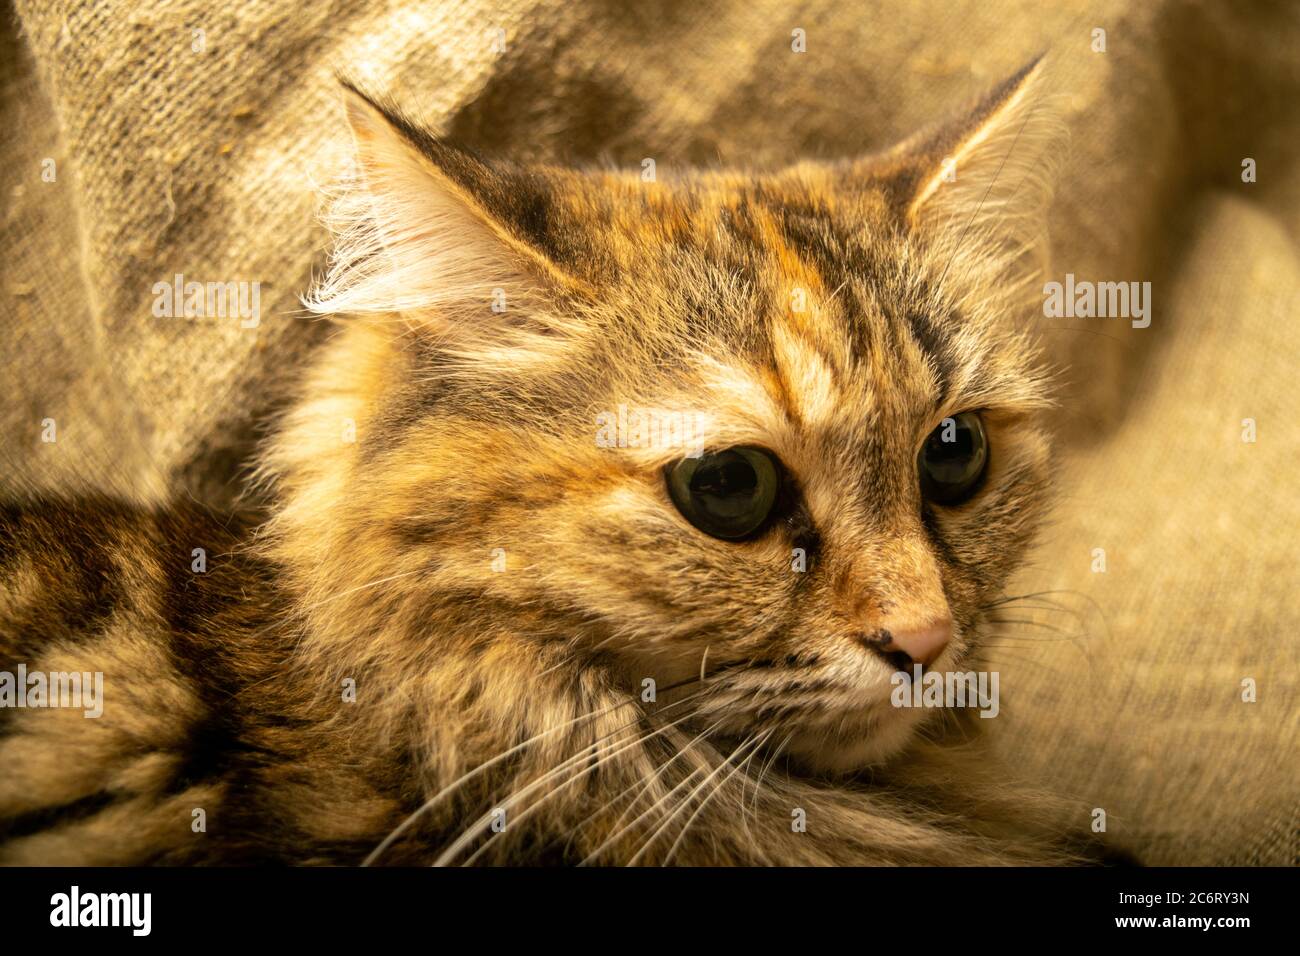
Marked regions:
[0,496,278,863]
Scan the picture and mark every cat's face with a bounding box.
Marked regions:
[295,62,1057,774]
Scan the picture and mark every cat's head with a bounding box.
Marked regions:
[281,60,1060,775]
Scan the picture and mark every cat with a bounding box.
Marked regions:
[0,57,1085,865]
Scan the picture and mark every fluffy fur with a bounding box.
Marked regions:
[0,59,1090,865]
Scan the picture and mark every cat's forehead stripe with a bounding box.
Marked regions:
[754,192,963,409]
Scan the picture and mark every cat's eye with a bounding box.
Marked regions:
[666,447,781,540]
[918,411,989,506]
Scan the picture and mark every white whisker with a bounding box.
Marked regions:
[434,706,703,867]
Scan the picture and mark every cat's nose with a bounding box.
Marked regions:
[861,618,953,668]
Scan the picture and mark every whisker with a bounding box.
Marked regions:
[364,676,707,865]
[969,649,1072,678]
[577,718,726,866]
[435,706,704,867]
[984,598,1089,630]
[630,732,764,867]
[458,715,703,867]
[982,621,1086,642]
[663,729,772,865]
[982,588,1113,633]
[983,618,1093,663]
[364,696,631,865]
[750,730,793,818]
[984,616,1085,639]
[599,721,718,837]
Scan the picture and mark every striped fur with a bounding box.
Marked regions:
[0,60,1093,864]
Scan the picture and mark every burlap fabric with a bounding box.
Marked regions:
[2,0,1296,864]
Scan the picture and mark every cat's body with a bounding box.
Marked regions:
[0,60,1089,865]
[0,496,1073,865]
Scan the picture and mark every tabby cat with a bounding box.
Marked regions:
[0,58,1083,865]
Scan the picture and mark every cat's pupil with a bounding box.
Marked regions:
[692,458,758,516]
[667,446,781,540]
[926,428,976,480]
[918,411,989,505]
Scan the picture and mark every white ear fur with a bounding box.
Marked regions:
[909,59,1064,271]
[304,92,547,319]
[913,65,1056,207]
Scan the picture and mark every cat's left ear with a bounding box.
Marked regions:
[306,84,592,325]
[867,55,1062,261]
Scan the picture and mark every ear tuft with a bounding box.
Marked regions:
[870,55,1067,308]
[904,56,1060,221]
[304,84,579,322]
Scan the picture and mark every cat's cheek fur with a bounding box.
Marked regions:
[785,706,935,774]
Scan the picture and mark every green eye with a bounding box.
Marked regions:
[667,447,781,540]
[919,411,989,506]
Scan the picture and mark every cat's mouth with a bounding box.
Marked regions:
[632,626,983,775]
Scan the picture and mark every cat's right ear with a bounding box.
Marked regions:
[305,85,591,324]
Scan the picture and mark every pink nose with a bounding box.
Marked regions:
[875,619,952,667]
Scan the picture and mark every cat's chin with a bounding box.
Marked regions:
[780,706,932,775]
